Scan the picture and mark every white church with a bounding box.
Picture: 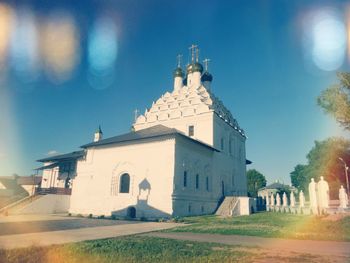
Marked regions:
[37,46,251,218]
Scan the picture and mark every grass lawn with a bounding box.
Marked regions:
[166,212,350,241]
[0,236,346,263]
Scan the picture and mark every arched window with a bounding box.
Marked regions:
[206,177,209,191]
[119,173,130,193]
[195,174,199,189]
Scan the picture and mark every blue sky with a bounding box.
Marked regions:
[0,0,349,184]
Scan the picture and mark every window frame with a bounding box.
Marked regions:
[119,173,130,194]
[183,171,187,187]
[188,125,194,137]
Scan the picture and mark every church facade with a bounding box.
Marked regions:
[62,46,249,218]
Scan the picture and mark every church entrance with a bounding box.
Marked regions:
[127,206,136,218]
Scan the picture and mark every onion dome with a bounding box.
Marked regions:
[186,62,203,74]
[96,125,103,134]
[201,71,213,82]
[173,67,184,78]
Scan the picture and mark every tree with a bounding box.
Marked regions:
[290,164,308,193]
[317,72,350,130]
[247,169,267,197]
[289,137,350,199]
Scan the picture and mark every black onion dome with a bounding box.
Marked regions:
[187,62,203,74]
[173,67,184,78]
[201,71,213,82]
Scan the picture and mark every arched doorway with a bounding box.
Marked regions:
[127,206,136,218]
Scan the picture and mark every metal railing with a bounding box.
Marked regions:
[35,187,71,195]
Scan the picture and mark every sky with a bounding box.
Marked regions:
[0,0,350,184]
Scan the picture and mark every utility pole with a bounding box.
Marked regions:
[338,157,350,197]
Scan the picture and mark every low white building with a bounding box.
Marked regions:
[37,151,85,191]
[41,46,251,218]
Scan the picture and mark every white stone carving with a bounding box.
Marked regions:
[299,190,305,208]
[182,108,195,117]
[156,98,164,105]
[158,112,169,121]
[339,185,348,209]
[147,114,157,122]
[265,193,270,206]
[136,115,146,124]
[282,192,288,207]
[309,178,318,211]
[169,110,182,119]
[270,194,275,206]
[133,83,244,137]
[317,176,329,209]
[290,191,295,207]
[276,193,281,206]
[159,104,168,111]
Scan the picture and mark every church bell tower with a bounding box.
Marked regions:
[94,125,103,142]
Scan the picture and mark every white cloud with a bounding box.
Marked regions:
[47,150,59,156]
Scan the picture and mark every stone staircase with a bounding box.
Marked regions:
[0,194,71,215]
[0,195,43,215]
[215,196,239,217]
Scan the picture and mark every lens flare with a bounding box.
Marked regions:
[40,11,79,83]
[88,16,118,89]
[0,85,24,176]
[10,8,39,82]
[0,3,13,73]
[302,8,347,71]
[347,6,350,63]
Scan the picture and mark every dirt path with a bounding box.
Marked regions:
[0,222,182,249]
[145,232,350,257]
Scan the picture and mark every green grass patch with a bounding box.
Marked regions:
[1,236,346,263]
[166,212,350,241]
[0,236,253,263]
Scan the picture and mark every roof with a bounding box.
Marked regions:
[37,150,85,163]
[259,182,292,191]
[0,177,26,194]
[34,162,59,171]
[81,124,219,152]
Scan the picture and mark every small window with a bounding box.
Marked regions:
[201,206,204,213]
[183,171,187,187]
[188,204,191,213]
[221,138,224,151]
[188,125,194,137]
[195,174,199,189]
[120,173,130,193]
[206,177,209,191]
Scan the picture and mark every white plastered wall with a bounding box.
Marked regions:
[212,114,248,197]
[172,136,217,217]
[41,166,65,188]
[69,137,176,218]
